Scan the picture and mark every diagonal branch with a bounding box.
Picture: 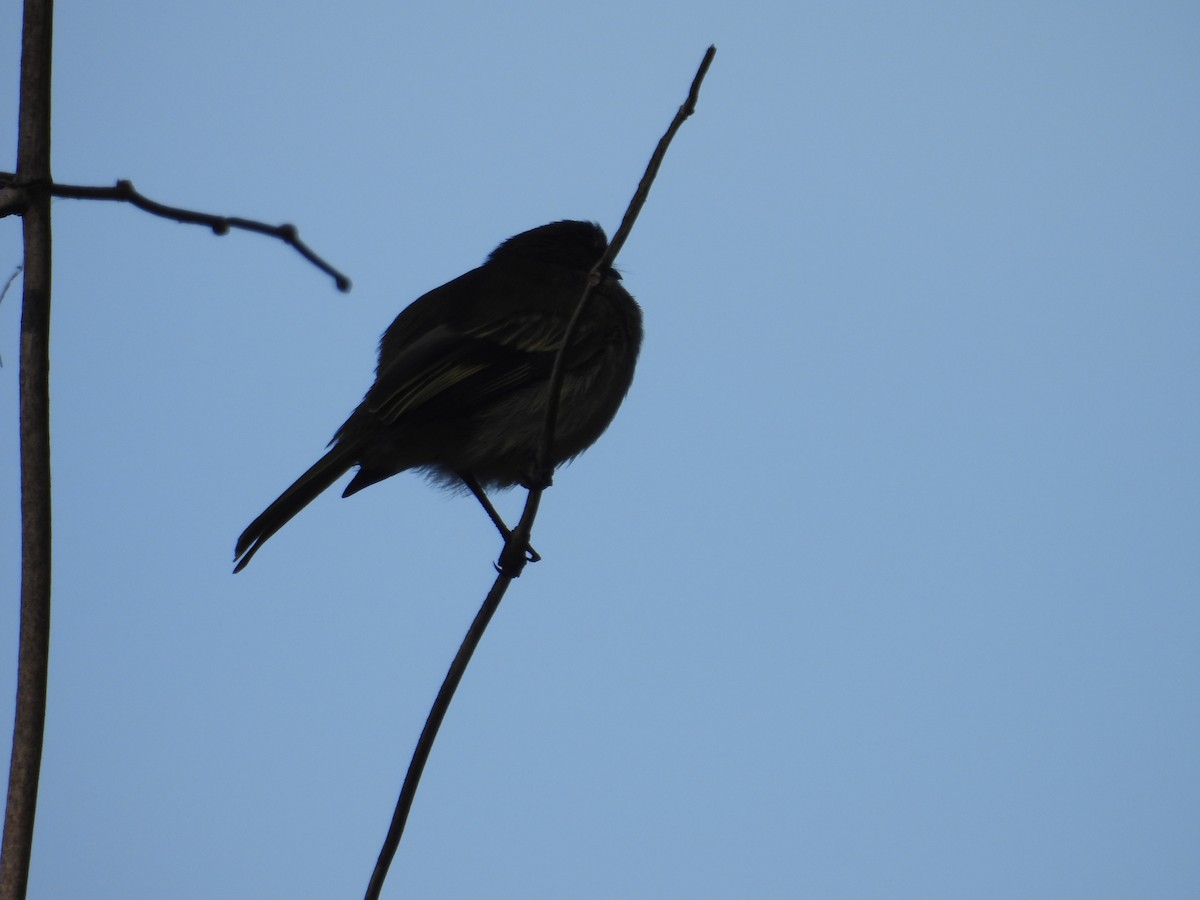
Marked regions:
[0,174,352,292]
[529,43,717,502]
[362,44,717,900]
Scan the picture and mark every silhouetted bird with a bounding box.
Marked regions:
[234,220,642,572]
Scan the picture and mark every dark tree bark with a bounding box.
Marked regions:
[1,2,55,899]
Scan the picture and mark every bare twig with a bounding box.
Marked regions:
[1,0,54,897]
[363,45,716,900]
[0,267,23,367]
[0,267,21,307]
[362,576,513,900]
[0,174,351,292]
[530,43,717,495]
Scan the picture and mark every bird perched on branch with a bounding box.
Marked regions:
[234,220,643,572]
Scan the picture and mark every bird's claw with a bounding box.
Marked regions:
[495,531,540,576]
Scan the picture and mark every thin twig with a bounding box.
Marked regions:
[362,576,512,900]
[362,44,716,900]
[531,44,717,491]
[0,174,351,292]
[0,267,21,307]
[0,267,23,367]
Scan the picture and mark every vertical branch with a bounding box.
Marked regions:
[1,1,55,898]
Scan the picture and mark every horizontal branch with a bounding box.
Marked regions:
[0,173,351,291]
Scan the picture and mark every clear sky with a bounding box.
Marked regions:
[2,3,1197,898]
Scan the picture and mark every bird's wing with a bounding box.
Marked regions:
[364,310,572,426]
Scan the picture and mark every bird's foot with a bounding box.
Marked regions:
[496,528,539,577]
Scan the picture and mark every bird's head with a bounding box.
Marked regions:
[488,220,619,278]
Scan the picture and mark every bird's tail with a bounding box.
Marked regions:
[233,442,359,572]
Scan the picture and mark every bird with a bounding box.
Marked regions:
[233,219,643,572]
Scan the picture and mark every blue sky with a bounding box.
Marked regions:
[2,3,1198,898]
